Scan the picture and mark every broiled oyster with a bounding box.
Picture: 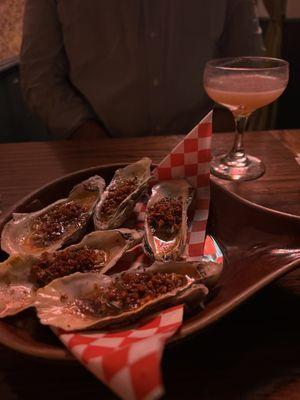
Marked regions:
[34,259,222,331]
[0,229,142,318]
[1,176,105,256]
[94,158,152,230]
[144,179,195,261]
[0,255,36,317]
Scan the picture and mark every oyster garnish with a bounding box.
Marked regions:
[94,158,152,230]
[144,179,195,261]
[1,176,105,256]
[34,259,222,331]
[0,229,142,318]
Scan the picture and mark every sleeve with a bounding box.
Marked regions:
[20,0,95,139]
[219,0,266,57]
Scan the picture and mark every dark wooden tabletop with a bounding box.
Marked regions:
[1,130,300,400]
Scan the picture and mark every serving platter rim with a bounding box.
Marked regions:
[1,163,300,362]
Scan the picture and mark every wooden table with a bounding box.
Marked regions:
[1,130,300,400]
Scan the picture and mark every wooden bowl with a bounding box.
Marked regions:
[1,164,300,361]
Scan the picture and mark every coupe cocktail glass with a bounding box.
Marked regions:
[204,57,289,180]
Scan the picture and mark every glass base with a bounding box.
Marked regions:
[211,153,265,181]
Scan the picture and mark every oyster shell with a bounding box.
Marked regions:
[34,259,221,331]
[0,229,142,318]
[144,179,195,261]
[1,176,105,256]
[94,158,152,230]
[0,255,36,317]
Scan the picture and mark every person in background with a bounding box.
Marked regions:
[20,0,265,140]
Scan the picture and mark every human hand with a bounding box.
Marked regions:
[71,120,108,140]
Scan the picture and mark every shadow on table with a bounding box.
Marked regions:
[1,284,300,400]
[164,284,300,399]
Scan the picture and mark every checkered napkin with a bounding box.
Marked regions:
[146,110,212,260]
[57,111,213,400]
[59,305,184,400]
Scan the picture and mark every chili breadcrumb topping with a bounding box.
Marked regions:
[31,246,106,287]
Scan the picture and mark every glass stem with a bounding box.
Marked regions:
[228,115,248,163]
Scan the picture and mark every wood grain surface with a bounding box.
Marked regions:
[1,130,300,400]
[0,0,23,61]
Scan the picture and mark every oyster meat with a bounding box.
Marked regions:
[1,176,105,256]
[94,158,152,230]
[0,228,142,318]
[144,179,195,261]
[35,258,222,331]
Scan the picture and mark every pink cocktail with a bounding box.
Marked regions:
[206,74,286,117]
[204,57,289,181]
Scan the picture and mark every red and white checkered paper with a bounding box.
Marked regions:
[59,305,184,400]
[57,111,215,400]
[152,111,212,260]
